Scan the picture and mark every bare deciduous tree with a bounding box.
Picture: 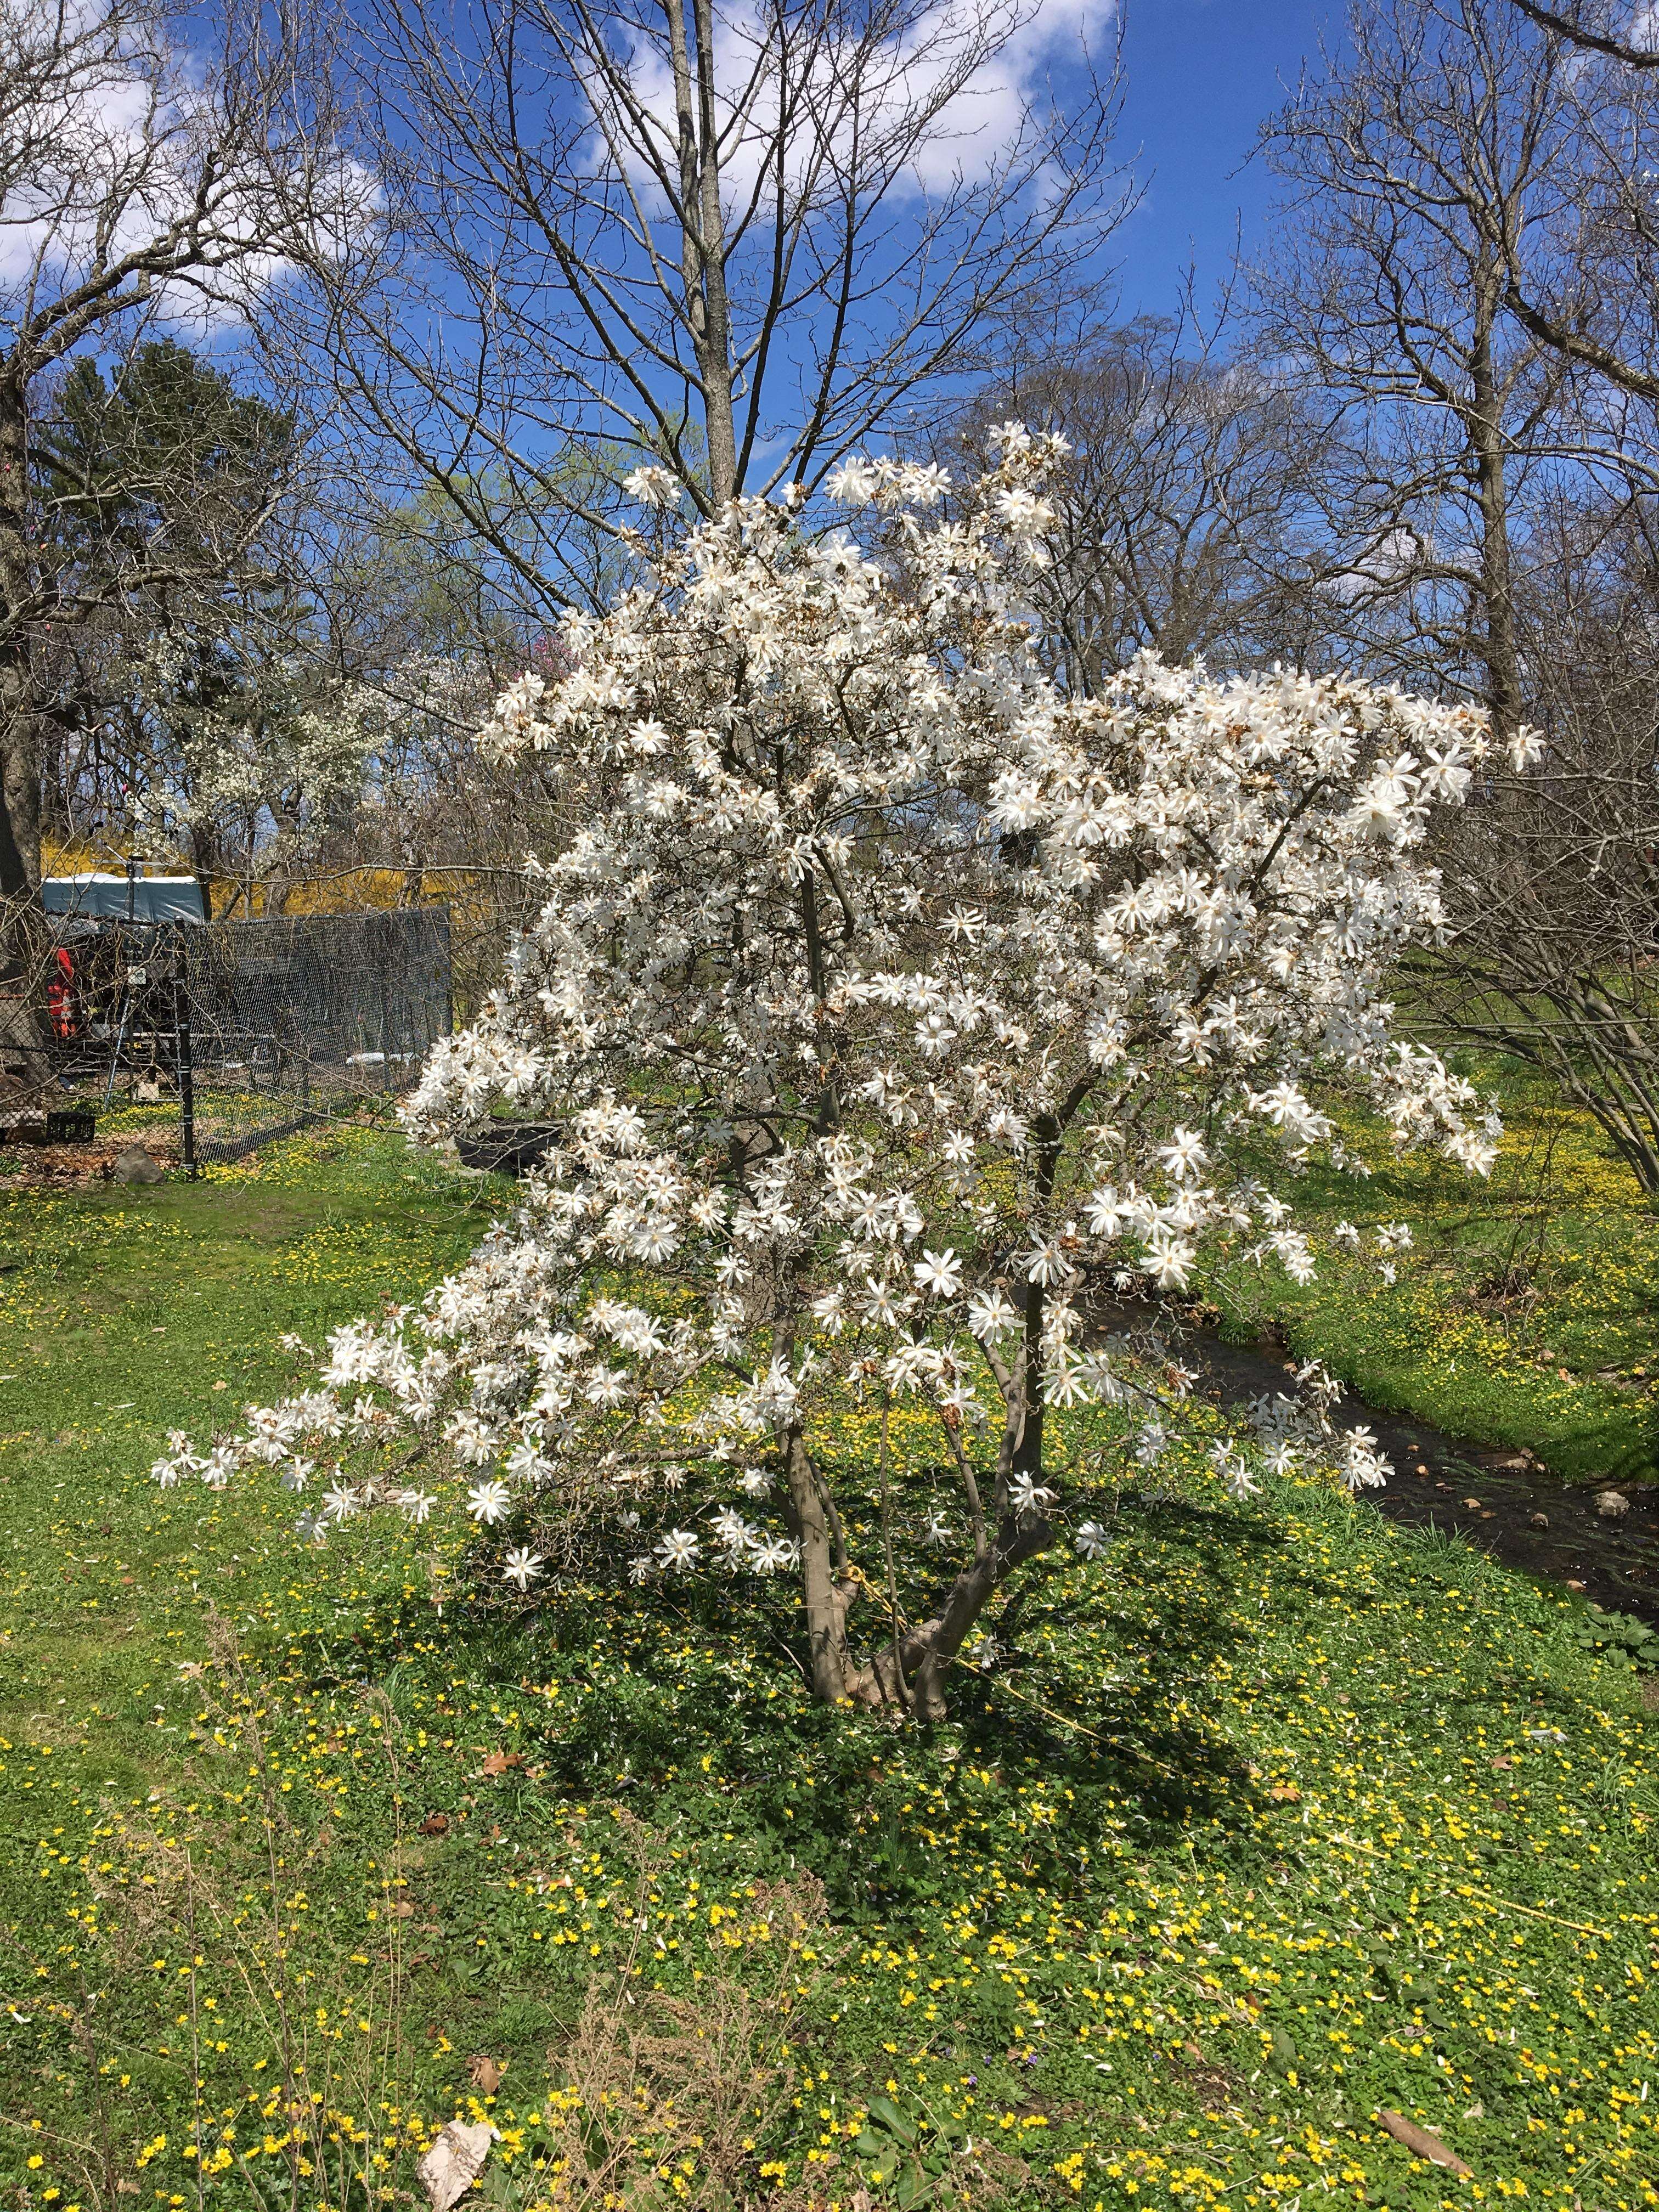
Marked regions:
[0,0,339,1064]
[1509,0,1659,69]
[1252,0,1593,742]
[1251,0,1659,1188]
[945,310,1339,690]
[1413,495,1659,1197]
[1492,7,1659,419]
[297,0,1128,623]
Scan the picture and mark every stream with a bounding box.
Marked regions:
[1097,1301,1658,1624]
[456,1126,1657,1623]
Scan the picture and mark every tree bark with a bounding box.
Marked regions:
[904,1508,1053,1723]
[667,0,738,504]
[0,375,44,1074]
[1469,272,1524,747]
[785,1423,857,1701]
[0,377,40,907]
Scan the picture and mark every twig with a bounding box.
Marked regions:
[1325,1830,1616,1940]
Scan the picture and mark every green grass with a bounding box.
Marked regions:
[1204,1058,1659,1485]
[1,1130,1655,2212]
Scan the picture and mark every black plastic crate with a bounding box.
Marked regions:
[46,1108,97,1144]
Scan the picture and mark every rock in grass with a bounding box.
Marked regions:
[112,1146,164,1184]
[415,2120,494,2212]
[1596,1491,1630,1520]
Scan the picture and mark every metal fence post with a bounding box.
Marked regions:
[174,941,198,1178]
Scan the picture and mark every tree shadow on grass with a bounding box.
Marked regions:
[258,1488,1345,1921]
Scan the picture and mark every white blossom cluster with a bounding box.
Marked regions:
[150,430,1515,1707]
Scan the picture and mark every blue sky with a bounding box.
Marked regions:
[1109,0,1340,319]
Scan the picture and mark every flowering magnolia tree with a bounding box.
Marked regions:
[154,430,1526,1719]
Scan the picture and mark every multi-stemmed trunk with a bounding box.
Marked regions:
[782,1115,1064,1720]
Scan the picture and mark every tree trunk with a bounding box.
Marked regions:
[785,1423,857,1701]
[1469,280,1524,747]
[667,0,738,504]
[0,377,40,905]
[0,374,44,1075]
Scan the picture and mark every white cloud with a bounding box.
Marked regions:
[0,0,369,333]
[592,0,1110,212]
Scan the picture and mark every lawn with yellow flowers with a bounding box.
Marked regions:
[0,1127,1654,2212]
[1205,1057,1659,1486]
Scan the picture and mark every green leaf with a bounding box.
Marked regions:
[894,2159,932,2210]
[867,2095,920,2146]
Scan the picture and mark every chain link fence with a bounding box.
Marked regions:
[32,907,452,1167]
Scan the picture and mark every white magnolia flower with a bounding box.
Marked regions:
[466,1480,512,1525]
[967,1288,1020,1342]
[656,1528,700,1570]
[501,1547,545,1590]
[1156,1126,1209,1182]
[1008,1470,1055,1518]
[913,1248,963,1298]
[1074,1520,1109,1561]
[621,462,681,510]
[1135,1420,1169,1466]
[1209,1441,1259,1502]
[1025,1237,1069,1286]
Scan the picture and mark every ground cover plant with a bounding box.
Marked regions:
[1,1130,1656,2212]
[1203,1056,1659,1484]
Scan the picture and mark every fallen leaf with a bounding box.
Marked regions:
[415,2120,493,2212]
[479,1750,525,1778]
[391,1900,415,1918]
[1268,1783,1300,1802]
[419,1813,450,1836]
[1376,2108,1472,2176]
[176,1661,206,1680]
[1461,1497,1481,1509]
[467,2053,505,2094]
[1489,1757,1514,1771]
